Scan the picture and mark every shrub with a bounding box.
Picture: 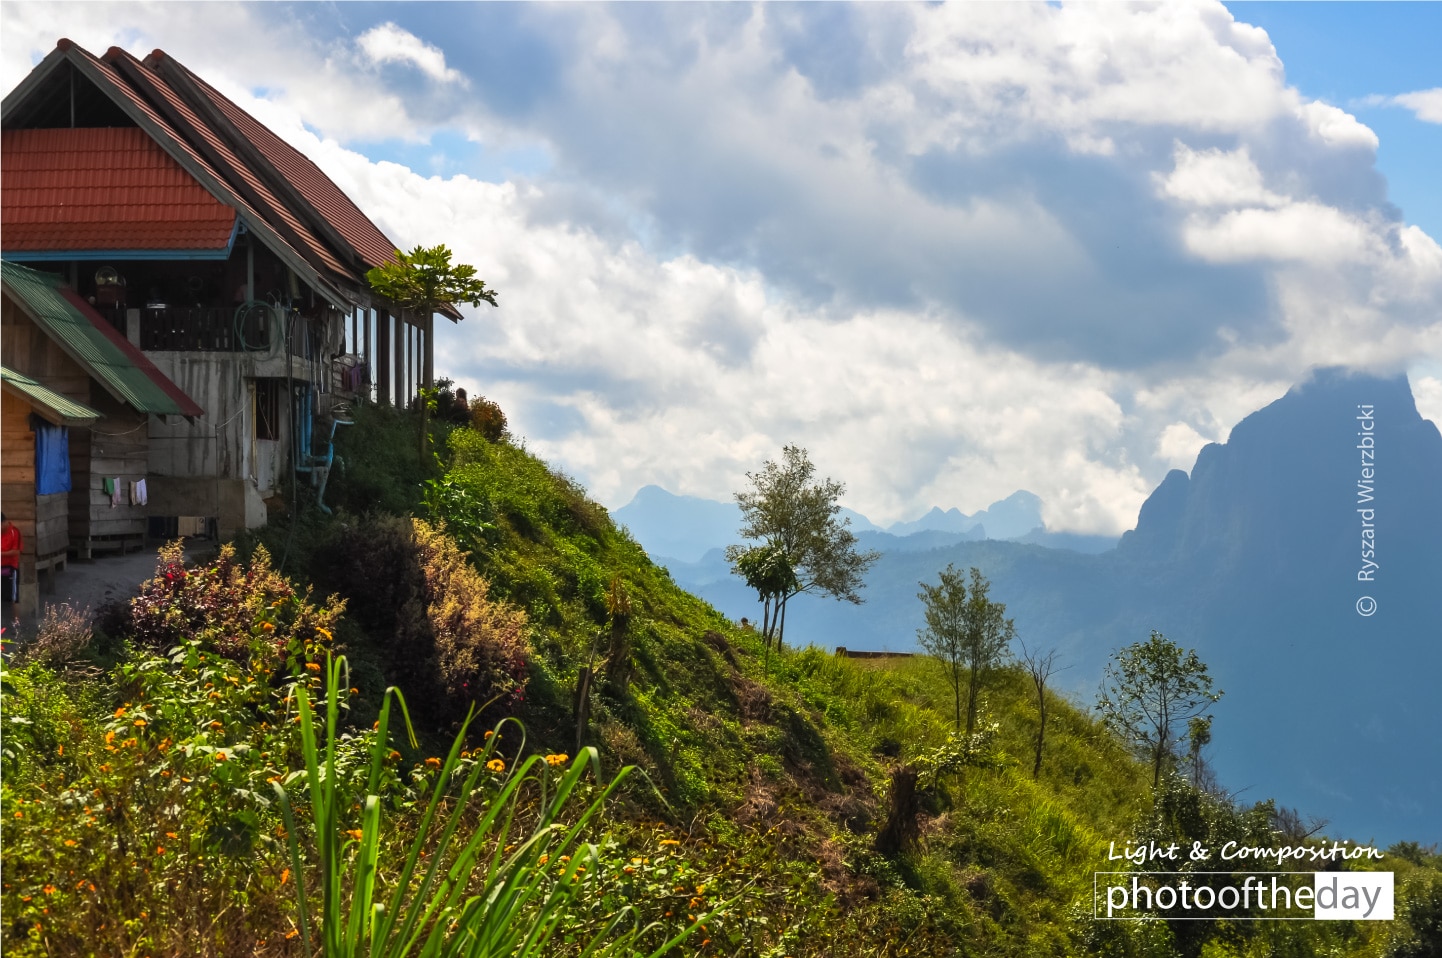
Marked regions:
[124,541,340,674]
[17,602,92,667]
[320,517,528,725]
[468,395,508,442]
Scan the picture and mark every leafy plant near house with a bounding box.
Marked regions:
[275,654,716,957]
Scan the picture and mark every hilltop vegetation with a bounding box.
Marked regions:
[3,397,1439,957]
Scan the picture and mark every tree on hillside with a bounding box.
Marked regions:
[725,445,879,649]
[1019,638,1066,780]
[916,565,1016,735]
[733,543,797,663]
[1097,631,1222,789]
[367,244,499,459]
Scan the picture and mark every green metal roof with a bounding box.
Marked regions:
[1,365,101,426]
[1,260,200,417]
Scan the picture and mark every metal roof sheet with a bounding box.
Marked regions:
[0,261,204,418]
[1,127,237,252]
[1,365,101,426]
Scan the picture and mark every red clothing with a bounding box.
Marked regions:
[1,525,21,570]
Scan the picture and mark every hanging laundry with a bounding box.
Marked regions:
[130,479,148,506]
[34,422,71,495]
[110,478,124,508]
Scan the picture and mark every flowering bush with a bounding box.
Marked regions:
[126,541,342,674]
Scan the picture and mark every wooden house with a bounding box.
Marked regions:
[2,262,201,601]
[2,39,464,537]
[1,366,99,616]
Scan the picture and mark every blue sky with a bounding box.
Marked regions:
[4,3,1440,532]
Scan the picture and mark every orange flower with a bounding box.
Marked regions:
[43,885,56,895]
[486,758,505,773]
[132,719,147,727]
[545,753,568,766]
[165,832,178,839]
[113,707,127,718]
[104,731,115,745]
[346,829,364,841]
[424,757,442,769]
[280,868,291,886]
[214,752,228,762]
[64,839,76,847]
[261,622,275,632]
[305,662,321,673]
[156,846,166,855]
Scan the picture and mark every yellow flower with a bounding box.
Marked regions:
[261,622,275,632]
[486,758,506,773]
[346,829,364,841]
[214,752,228,762]
[317,628,333,641]
[545,753,568,766]
[105,731,115,744]
[659,839,680,846]
[305,662,321,673]
[132,719,147,727]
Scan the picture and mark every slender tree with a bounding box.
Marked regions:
[1018,638,1066,780]
[725,445,878,648]
[1097,631,1223,789]
[916,565,1016,735]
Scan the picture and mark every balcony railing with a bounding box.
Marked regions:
[139,305,271,352]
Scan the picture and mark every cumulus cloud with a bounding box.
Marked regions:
[356,22,466,86]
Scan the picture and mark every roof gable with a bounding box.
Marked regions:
[2,127,238,257]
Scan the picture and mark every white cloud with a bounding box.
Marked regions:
[356,22,465,86]
[1158,144,1285,209]
[1294,100,1379,150]
[1382,88,1442,124]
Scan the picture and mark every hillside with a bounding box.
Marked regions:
[2,399,1439,957]
[660,370,1442,846]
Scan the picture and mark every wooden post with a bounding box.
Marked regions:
[375,309,391,405]
[393,309,405,408]
[572,666,593,756]
[422,313,434,393]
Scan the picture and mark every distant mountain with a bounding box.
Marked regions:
[658,369,1442,843]
[886,490,1044,540]
[613,486,741,564]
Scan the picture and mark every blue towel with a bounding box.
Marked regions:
[34,422,71,495]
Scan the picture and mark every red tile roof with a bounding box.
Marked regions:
[155,55,401,271]
[102,46,351,278]
[1,127,237,252]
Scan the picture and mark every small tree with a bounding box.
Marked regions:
[1097,631,1222,789]
[916,565,1015,735]
[1018,638,1066,780]
[733,543,797,655]
[725,445,879,648]
[366,244,499,459]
